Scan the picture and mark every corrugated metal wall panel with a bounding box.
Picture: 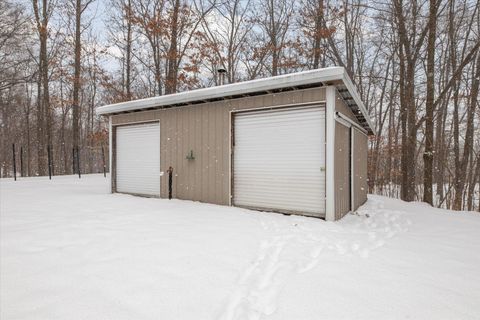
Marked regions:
[233,106,326,216]
[116,122,160,196]
[352,128,368,210]
[335,92,361,124]
[111,87,326,207]
[333,90,367,220]
[334,122,351,220]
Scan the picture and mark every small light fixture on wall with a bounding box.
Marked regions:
[186,150,195,160]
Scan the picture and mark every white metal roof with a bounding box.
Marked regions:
[97,67,374,134]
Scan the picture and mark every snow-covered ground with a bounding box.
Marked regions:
[1,175,480,320]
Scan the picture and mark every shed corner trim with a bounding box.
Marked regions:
[325,86,336,221]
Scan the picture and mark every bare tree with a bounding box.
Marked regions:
[32,0,55,175]
[298,0,335,69]
[71,0,95,174]
[199,0,253,83]
[422,0,439,205]
[107,0,135,100]
[256,0,295,76]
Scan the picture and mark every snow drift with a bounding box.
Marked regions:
[1,175,479,319]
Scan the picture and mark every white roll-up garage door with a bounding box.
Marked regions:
[116,122,160,196]
[233,106,326,216]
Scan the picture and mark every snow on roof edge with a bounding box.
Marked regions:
[341,72,376,135]
[97,67,374,134]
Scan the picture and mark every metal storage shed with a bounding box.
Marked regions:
[97,67,374,221]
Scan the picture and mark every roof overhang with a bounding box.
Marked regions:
[97,67,375,135]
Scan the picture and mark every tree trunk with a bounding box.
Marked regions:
[466,154,479,211]
[398,44,409,200]
[165,0,180,94]
[72,0,82,169]
[26,110,31,176]
[453,53,480,210]
[385,97,394,194]
[125,0,132,99]
[422,0,437,205]
[32,0,51,176]
[434,99,448,205]
[269,0,278,76]
[36,65,45,176]
[312,0,324,69]
[405,62,417,201]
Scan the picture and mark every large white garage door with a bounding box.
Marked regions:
[233,106,326,216]
[116,122,160,196]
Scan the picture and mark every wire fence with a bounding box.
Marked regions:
[2,143,108,179]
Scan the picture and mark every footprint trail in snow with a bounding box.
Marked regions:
[218,203,412,320]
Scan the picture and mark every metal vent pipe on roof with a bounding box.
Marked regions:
[217,68,227,86]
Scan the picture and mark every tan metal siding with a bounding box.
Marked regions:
[334,122,351,220]
[332,89,369,220]
[335,92,361,125]
[111,87,326,206]
[352,128,368,210]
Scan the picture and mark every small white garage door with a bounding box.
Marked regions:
[116,122,161,196]
[233,106,326,216]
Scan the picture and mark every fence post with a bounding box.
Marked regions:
[51,146,54,176]
[72,148,75,175]
[47,145,52,180]
[20,146,24,177]
[167,166,173,199]
[12,143,16,181]
[101,146,106,178]
[76,146,81,178]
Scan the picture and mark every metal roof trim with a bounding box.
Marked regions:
[97,66,375,134]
